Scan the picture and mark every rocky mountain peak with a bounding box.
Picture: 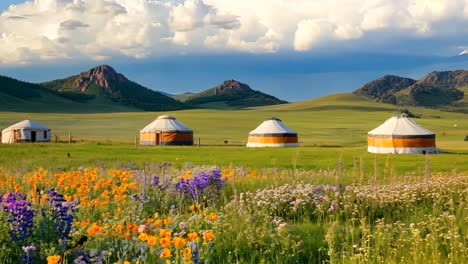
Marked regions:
[417,70,468,87]
[213,79,249,95]
[73,65,127,93]
[352,75,416,98]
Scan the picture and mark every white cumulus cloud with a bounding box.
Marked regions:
[0,0,467,64]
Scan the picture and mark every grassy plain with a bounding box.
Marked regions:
[0,144,467,179]
[0,93,467,175]
[0,94,466,145]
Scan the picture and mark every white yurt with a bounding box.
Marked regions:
[368,114,437,154]
[247,117,298,147]
[1,120,51,144]
[140,115,193,145]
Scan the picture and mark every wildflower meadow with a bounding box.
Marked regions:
[0,161,466,263]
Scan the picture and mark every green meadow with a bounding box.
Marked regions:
[0,93,467,173]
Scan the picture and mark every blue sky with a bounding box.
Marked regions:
[0,1,24,11]
[0,0,467,101]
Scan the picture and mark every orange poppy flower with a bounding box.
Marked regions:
[159,229,172,238]
[187,232,199,241]
[154,219,163,227]
[47,255,61,264]
[138,233,148,241]
[203,231,214,242]
[87,223,103,236]
[147,235,158,246]
[173,237,186,248]
[160,237,171,248]
[160,248,171,258]
[208,212,218,221]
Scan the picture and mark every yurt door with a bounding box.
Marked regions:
[31,131,37,142]
[156,133,160,145]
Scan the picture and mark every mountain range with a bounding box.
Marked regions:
[0,65,286,112]
[353,70,467,109]
[0,65,467,113]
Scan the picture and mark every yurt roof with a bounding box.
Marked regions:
[249,117,297,135]
[368,114,434,136]
[2,120,49,132]
[140,115,192,133]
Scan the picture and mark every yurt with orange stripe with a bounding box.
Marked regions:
[368,114,437,154]
[140,115,193,146]
[247,117,298,147]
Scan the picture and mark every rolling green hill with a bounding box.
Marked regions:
[256,93,396,112]
[174,79,287,109]
[0,74,140,113]
[41,65,187,111]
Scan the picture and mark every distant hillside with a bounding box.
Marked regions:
[0,75,81,112]
[353,70,467,109]
[174,80,287,109]
[353,75,417,103]
[0,75,141,113]
[41,65,186,111]
[417,70,468,86]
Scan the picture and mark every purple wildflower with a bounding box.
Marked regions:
[1,192,35,244]
[48,189,79,245]
[175,178,191,198]
[158,175,171,190]
[22,245,36,254]
[21,245,36,264]
[152,175,160,187]
[175,168,226,202]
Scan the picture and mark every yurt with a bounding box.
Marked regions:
[1,120,51,144]
[140,115,193,146]
[368,114,437,154]
[247,117,298,147]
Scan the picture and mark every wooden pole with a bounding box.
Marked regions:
[198,137,200,147]
[135,136,138,148]
[68,132,71,144]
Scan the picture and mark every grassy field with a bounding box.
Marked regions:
[0,92,467,175]
[0,93,466,147]
[0,93,466,263]
[0,144,467,178]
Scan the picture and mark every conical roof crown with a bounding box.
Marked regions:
[249,117,297,135]
[3,120,49,132]
[368,114,434,136]
[140,115,192,133]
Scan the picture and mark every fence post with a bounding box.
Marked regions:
[198,137,200,147]
[68,132,71,144]
[135,136,138,148]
